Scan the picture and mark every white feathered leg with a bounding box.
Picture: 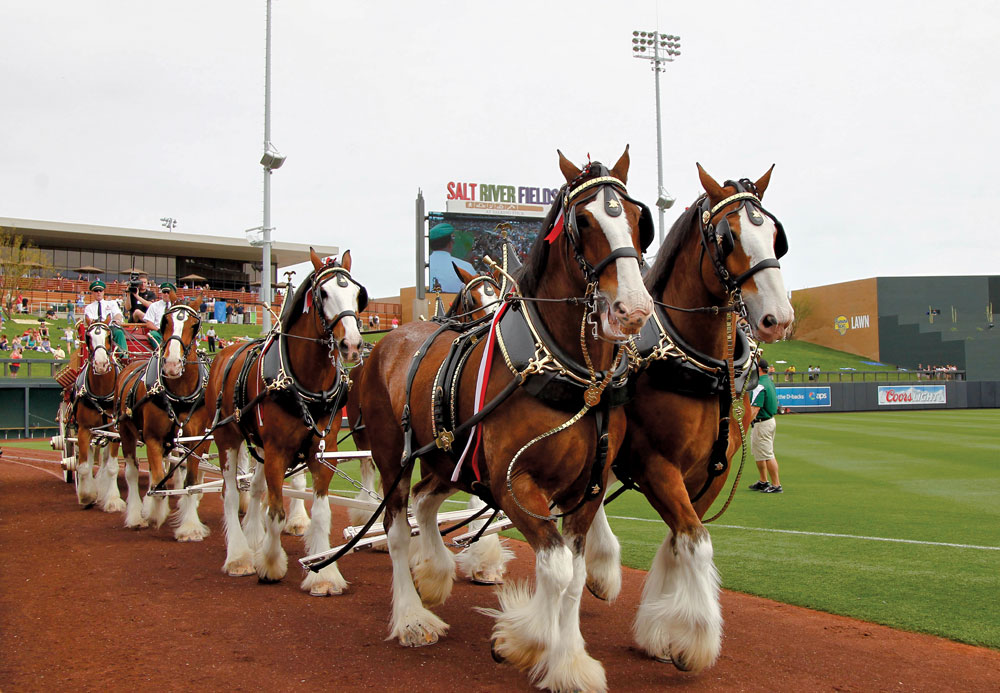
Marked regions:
[455,495,512,585]
[123,455,147,528]
[584,502,622,602]
[172,461,210,543]
[387,509,449,646]
[220,445,255,576]
[255,500,288,583]
[633,528,722,673]
[97,446,126,513]
[241,456,266,552]
[75,443,98,507]
[409,487,456,607]
[300,493,348,596]
[348,456,381,527]
[284,467,311,536]
[485,544,605,692]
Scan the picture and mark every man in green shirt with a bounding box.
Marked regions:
[748,358,783,493]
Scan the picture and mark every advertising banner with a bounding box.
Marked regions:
[877,385,947,406]
[776,386,832,408]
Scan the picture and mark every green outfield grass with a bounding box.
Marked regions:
[605,409,1000,648]
[7,409,998,648]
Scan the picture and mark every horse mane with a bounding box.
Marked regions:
[645,195,706,296]
[280,269,316,332]
[515,184,566,296]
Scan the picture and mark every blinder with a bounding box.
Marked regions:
[311,264,369,334]
[698,178,789,291]
[550,161,653,286]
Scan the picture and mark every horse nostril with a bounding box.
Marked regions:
[761,314,778,328]
[612,300,628,317]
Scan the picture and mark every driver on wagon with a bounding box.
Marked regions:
[83,280,127,356]
[142,282,178,348]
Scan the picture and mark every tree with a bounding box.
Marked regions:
[786,292,814,340]
[0,227,52,318]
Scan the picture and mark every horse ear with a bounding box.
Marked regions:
[754,164,775,199]
[557,149,581,183]
[309,247,323,271]
[453,262,474,285]
[340,249,353,272]
[610,144,630,184]
[696,162,727,202]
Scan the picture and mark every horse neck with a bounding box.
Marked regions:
[285,312,338,389]
[87,362,117,397]
[660,230,730,360]
[533,249,617,372]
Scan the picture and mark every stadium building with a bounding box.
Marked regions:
[791,275,1000,380]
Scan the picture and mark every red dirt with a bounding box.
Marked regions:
[2,447,998,692]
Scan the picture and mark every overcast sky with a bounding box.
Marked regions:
[3,1,997,298]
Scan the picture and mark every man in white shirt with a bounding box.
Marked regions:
[83,280,127,355]
[143,282,177,348]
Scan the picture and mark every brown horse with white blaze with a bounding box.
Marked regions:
[115,302,212,540]
[585,164,793,673]
[353,149,653,692]
[71,320,125,511]
[204,249,364,596]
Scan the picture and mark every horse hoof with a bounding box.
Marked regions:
[490,637,506,664]
[284,521,309,537]
[586,581,609,601]
[176,534,205,543]
[102,499,126,514]
[471,572,504,586]
[309,583,344,597]
[225,563,256,577]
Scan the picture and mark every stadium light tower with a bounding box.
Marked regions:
[632,29,681,246]
[258,0,286,333]
[160,217,177,232]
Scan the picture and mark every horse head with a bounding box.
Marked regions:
[160,304,201,379]
[450,265,501,322]
[552,146,653,339]
[695,163,794,342]
[308,247,365,365]
[85,320,114,376]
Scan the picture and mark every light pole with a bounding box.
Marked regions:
[259,0,285,333]
[159,217,177,232]
[632,29,681,247]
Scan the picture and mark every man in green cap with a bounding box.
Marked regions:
[83,280,128,355]
[142,282,178,348]
[428,222,476,293]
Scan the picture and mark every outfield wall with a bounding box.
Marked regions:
[776,381,1000,412]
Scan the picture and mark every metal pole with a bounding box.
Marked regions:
[653,38,666,246]
[261,0,273,333]
[414,190,426,322]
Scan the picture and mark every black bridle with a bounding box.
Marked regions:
[307,265,369,346]
[698,178,788,295]
[551,162,655,287]
[159,304,202,370]
[85,322,115,373]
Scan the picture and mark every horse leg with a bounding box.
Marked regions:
[142,439,171,529]
[121,436,148,529]
[97,440,125,513]
[237,444,252,515]
[255,449,289,583]
[486,481,607,693]
[240,446,266,552]
[219,442,255,576]
[456,493,513,586]
[300,461,348,596]
[584,500,622,602]
[409,480,456,607]
[284,467,311,537]
[348,455,380,527]
[75,427,98,507]
[173,449,209,542]
[633,460,722,673]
